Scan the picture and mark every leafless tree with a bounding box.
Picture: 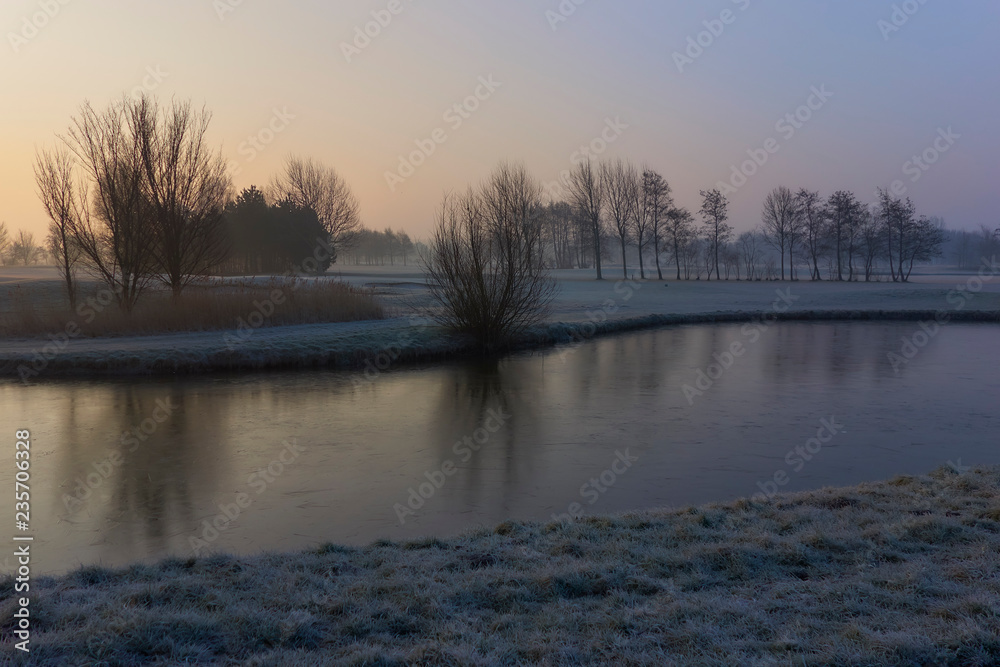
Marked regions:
[35,147,82,307]
[424,162,557,352]
[699,188,732,280]
[858,204,884,281]
[62,96,157,312]
[602,159,637,279]
[665,206,694,280]
[738,230,762,280]
[794,189,826,281]
[0,222,9,264]
[761,186,798,280]
[567,159,604,280]
[641,169,673,280]
[271,156,361,261]
[135,97,232,297]
[10,230,40,266]
[827,190,863,281]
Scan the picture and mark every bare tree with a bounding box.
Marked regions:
[135,97,232,297]
[858,204,884,281]
[567,159,604,280]
[761,186,798,280]
[62,96,157,312]
[665,206,694,280]
[35,147,82,307]
[602,159,637,279]
[10,230,40,266]
[794,189,826,281]
[424,162,557,352]
[699,188,732,280]
[0,222,9,264]
[271,156,361,261]
[738,230,762,281]
[877,189,914,283]
[641,169,673,280]
[827,190,862,281]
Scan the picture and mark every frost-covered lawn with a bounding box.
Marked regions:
[3,465,998,665]
[1,265,998,376]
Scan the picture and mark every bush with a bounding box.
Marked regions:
[424,162,557,352]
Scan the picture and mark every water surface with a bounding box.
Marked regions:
[2,321,997,574]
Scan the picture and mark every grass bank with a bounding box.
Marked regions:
[3,465,998,665]
[0,308,998,377]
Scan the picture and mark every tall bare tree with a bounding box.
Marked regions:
[761,186,798,281]
[0,222,9,264]
[271,156,361,260]
[35,147,81,307]
[794,188,825,281]
[665,206,694,280]
[567,159,604,280]
[602,159,637,279]
[62,96,157,312]
[640,169,673,280]
[10,230,40,266]
[699,188,732,280]
[134,97,232,297]
[738,230,763,281]
[827,190,862,281]
[424,162,556,352]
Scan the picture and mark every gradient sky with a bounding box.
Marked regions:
[2,0,998,241]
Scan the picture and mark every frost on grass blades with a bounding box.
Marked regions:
[384,75,503,192]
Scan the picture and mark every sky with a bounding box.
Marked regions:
[2,0,998,241]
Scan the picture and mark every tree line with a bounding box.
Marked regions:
[544,158,953,283]
[32,94,360,312]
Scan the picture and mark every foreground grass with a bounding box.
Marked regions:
[3,467,998,665]
[0,278,384,338]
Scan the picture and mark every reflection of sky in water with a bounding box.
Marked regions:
[1,322,997,574]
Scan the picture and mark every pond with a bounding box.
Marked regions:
[2,321,997,574]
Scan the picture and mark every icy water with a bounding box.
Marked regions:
[2,321,998,574]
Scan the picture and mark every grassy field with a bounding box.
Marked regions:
[3,465,998,665]
[0,277,384,338]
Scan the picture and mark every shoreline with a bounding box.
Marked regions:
[1,307,998,378]
[5,465,998,664]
